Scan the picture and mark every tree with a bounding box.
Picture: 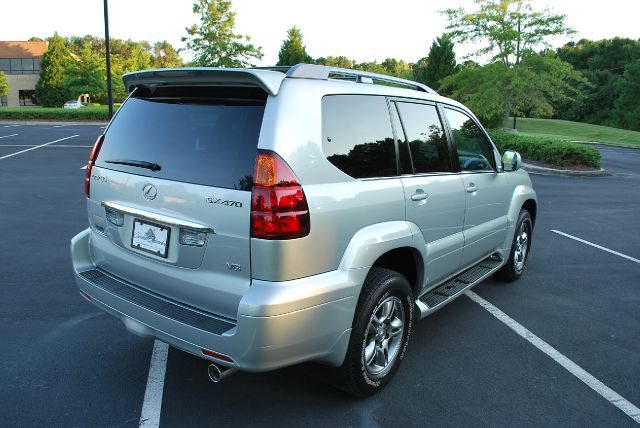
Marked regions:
[556,38,640,126]
[276,26,312,66]
[62,44,105,102]
[412,57,429,85]
[613,59,640,131]
[315,56,354,69]
[443,0,576,128]
[182,0,263,67]
[440,51,582,128]
[152,41,183,68]
[424,34,457,91]
[0,72,9,98]
[35,32,73,107]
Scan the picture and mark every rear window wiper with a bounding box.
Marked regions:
[105,159,161,172]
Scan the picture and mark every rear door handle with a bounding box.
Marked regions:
[411,191,430,201]
[466,184,479,193]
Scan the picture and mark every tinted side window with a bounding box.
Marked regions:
[396,102,451,173]
[322,95,397,179]
[445,108,495,172]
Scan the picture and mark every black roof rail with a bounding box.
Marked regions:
[284,63,438,94]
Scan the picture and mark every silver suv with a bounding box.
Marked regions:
[71,64,536,396]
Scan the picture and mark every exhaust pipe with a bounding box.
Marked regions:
[207,363,237,383]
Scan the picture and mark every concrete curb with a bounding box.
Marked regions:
[522,162,610,177]
[0,120,108,126]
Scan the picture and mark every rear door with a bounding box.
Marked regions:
[442,106,510,267]
[393,100,466,287]
[87,85,266,319]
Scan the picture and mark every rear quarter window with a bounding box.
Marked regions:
[96,86,266,190]
[321,95,397,179]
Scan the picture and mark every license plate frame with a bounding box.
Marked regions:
[131,218,170,258]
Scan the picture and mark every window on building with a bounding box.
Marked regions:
[322,95,397,179]
[19,90,38,106]
[0,58,41,74]
[0,96,8,107]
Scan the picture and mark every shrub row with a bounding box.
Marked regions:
[0,106,119,121]
[488,131,601,169]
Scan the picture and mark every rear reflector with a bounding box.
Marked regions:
[251,150,310,239]
[201,348,234,362]
[85,134,105,197]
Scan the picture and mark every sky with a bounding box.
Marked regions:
[2,0,639,65]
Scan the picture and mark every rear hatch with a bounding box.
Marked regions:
[87,85,267,320]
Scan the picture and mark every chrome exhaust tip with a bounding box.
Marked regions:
[207,363,236,383]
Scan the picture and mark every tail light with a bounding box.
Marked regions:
[251,150,310,239]
[85,134,105,197]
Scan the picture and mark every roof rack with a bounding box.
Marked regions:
[284,63,438,95]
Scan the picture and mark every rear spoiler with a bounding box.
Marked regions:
[122,68,286,96]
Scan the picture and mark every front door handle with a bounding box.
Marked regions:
[466,183,479,193]
[411,191,430,201]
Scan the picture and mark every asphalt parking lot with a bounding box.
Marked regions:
[1,123,638,427]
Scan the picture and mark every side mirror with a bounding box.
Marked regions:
[502,150,522,172]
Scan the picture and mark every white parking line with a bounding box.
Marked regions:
[466,291,640,424]
[0,135,79,160]
[139,340,169,428]
[551,230,640,264]
[0,134,18,139]
[3,124,19,128]
[53,125,66,128]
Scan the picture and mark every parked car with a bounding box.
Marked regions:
[71,64,537,396]
[63,100,85,109]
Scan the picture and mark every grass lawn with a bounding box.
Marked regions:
[516,118,640,148]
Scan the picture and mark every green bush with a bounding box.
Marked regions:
[489,131,601,169]
[0,106,115,121]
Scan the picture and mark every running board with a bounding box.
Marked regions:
[416,254,503,318]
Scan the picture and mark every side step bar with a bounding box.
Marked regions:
[416,254,503,319]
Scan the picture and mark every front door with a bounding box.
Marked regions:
[443,107,510,267]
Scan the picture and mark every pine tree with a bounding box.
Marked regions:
[424,34,457,90]
[182,0,263,67]
[35,32,74,107]
[276,26,312,66]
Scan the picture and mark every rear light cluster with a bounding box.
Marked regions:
[85,134,105,197]
[251,150,310,239]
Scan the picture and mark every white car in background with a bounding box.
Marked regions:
[63,100,85,109]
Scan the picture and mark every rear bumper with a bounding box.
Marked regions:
[71,228,359,371]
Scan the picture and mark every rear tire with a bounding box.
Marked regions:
[336,267,414,397]
[496,209,533,282]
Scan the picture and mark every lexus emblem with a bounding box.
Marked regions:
[142,184,157,200]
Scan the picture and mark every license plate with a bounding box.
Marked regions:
[131,219,170,258]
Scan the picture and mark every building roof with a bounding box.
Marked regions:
[0,41,49,59]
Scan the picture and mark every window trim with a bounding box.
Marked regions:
[440,103,500,174]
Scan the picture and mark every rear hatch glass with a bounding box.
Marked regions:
[96,86,266,190]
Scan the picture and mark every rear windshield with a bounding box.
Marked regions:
[96,86,266,191]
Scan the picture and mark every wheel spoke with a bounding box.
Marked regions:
[380,300,394,322]
[364,340,376,366]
